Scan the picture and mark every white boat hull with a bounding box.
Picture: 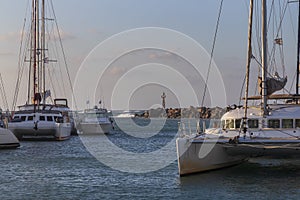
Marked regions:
[223,140,300,158]
[0,128,20,149]
[8,122,71,141]
[176,137,247,176]
[78,122,111,135]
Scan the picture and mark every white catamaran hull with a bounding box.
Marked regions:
[78,122,111,135]
[0,128,20,149]
[9,122,71,141]
[176,137,247,176]
[223,140,300,158]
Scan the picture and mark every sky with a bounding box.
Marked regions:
[0,0,299,110]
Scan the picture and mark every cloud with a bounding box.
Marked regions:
[47,29,76,41]
[87,28,105,36]
[108,66,127,76]
[148,51,173,59]
[0,31,23,42]
[0,29,76,42]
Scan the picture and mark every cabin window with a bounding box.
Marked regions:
[97,113,106,118]
[296,119,300,128]
[39,116,45,121]
[27,116,33,121]
[13,116,20,119]
[248,119,259,128]
[225,120,229,129]
[47,116,53,121]
[268,119,280,128]
[21,116,26,121]
[235,119,241,129]
[56,117,63,123]
[221,120,225,129]
[226,119,234,129]
[282,119,293,128]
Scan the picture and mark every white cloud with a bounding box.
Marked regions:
[0,31,23,42]
[47,29,76,41]
[108,66,127,76]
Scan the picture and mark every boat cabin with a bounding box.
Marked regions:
[221,104,300,130]
[11,111,64,123]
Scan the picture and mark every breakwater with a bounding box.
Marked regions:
[135,106,226,119]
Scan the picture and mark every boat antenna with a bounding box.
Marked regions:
[243,0,254,136]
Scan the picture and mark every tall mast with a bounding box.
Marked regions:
[33,0,38,112]
[243,0,253,134]
[36,0,40,99]
[27,0,35,104]
[261,0,268,116]
[42,0,46,107]
[297,0,300,96]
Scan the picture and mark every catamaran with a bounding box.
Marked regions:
[8,0,72,140]
[176,0,300,176]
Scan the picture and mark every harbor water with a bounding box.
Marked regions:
[1,118,300,199]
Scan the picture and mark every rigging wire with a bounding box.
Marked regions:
[13,0,76,109]
[12,0,31,111]
[50,0,78,110]
[239,0,251,106]
[239,74,247,106]
[252,55,291,95]
[287,1,298,93]
[271,1,287,77]
[201,0,223,108]
[46,19,65,97]
[0,74,9,111]
[43,3,59,99]
[250,1,289,97]
[46,0,66,97]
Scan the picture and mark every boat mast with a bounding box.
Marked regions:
[42,0,46,107]
[33,0,38,112]
[36,0,40,101]
[27,0,35,104]
[261,0,268,116]
[243,0,254,134]
[297,0,300,96]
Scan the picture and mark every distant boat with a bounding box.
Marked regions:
[76,106,112,135]
[8,0,72,140]
[114,112,135,118]
[176,0,300,176]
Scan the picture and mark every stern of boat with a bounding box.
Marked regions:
[56,123,71,141]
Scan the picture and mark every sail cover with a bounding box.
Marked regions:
[258,72,287,95]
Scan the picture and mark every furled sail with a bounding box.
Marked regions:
[258,72,287,95]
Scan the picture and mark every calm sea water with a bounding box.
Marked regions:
[1,118,300,200]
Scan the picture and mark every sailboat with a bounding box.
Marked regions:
[176,0,300,176]
[8,0,72,140]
